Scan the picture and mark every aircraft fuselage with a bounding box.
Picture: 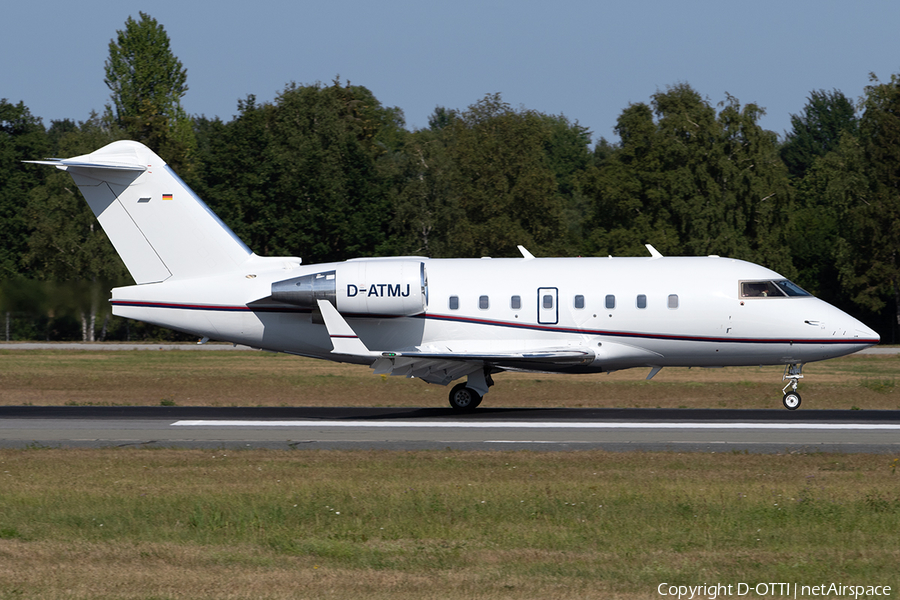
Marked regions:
[109,254,878,373]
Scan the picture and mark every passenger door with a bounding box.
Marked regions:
[537,288,558,325]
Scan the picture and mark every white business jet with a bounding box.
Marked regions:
[30,141,880,410]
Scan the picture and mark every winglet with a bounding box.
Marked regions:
[645,244,663,258]
[316,299,376,356]
[517,245,535,260]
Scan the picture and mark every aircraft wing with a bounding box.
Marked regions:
[315,299,596,385]
[371,338,666,385]
[371,348,595,386]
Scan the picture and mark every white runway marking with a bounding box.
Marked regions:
[172,420,900,430]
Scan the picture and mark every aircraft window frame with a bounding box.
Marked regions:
[605,295,615,309]
[636,294,647,309]
[574,295,585,309]
[510,295,521,310]
[479,295,489,310]
[449,295,459,310]
[668,294,679,309]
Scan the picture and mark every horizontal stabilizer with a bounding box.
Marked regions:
[25,159,148,172]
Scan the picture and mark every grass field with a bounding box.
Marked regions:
[1,449,899,599]
[0,346,898,410]
[0,347,898,599]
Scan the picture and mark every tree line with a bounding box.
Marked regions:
[1,13,898,343]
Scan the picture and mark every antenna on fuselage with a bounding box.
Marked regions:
[645,244,663,258]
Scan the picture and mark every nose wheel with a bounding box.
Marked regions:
[781,363,803,410]
[782,391,801,410]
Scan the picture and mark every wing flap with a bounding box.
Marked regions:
[382,347,594,365]
[372,346,596,385]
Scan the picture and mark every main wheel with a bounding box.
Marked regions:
[782,392,801,410]
[448,383,482,411]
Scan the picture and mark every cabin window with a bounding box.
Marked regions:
[510,295,521,310]
[543,294,554,309]
[449,295,459,310]
[668,294,679,309]
[637,294,647,309]
[605,295,616,309]
[479,295,489,309]
[574,295,585,309]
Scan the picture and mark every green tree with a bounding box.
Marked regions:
[104,12,195,172]
[789,133,867,305]
[833,73,900,339]
[578,102,662,256]
[389,101,590,258]
[0,100,49,277]
[581,84,794,275]
[25,115,127,282]
[780,89,858,179]
[196,81,406,264]
[716,93,795,275]
[540,114,593,251]
[23,114,128,340]
[192,96,278,255]
[386,109,462,257]
[442,94,567,257]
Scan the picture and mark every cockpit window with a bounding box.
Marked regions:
[741,281,784,297]
[773,280,811,296]
[741,280,811,298]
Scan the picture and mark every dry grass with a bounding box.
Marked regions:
[0,540,632,600]
[1,449,899,599]
[0,347,898,409]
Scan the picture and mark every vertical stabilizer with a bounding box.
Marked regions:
[29,141,252,284]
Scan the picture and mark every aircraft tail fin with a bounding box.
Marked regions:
[28,141,252,284]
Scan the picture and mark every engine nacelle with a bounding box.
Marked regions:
[271,259,427,316]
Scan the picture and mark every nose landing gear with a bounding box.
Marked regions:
[781,363,803,410]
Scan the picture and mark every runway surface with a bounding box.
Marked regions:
[1,406,898,453]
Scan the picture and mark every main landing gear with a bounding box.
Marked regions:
[449,383,482,410]
[448,368,495,411]
[781,363,803,410]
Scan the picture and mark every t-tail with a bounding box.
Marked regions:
[28,140,254,283]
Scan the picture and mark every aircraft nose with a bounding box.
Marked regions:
[842,312,880,347]
[855,321,880,345]
[814,301,880,348]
